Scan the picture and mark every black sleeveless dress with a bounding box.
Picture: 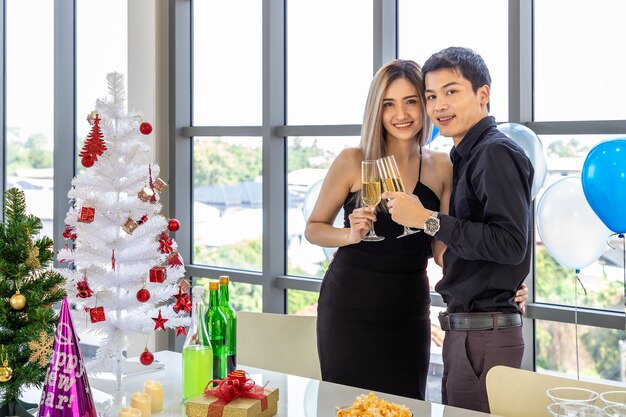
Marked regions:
[316,157,440,400]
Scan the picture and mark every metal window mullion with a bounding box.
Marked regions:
[182,126,263,137]
[509,0,534,371]
[526,120,626,135]
[509,0,533,124]
[373,0,397,75]
[276,125,361,137]
[53,0,76,262]
[527,303,625,331]
[261,0,286,314]
[185,266,262,286]
[170,0,192,352]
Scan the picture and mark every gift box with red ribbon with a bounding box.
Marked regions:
[185,370,278,417]
[77,206,95,223]
[149,266,167,283]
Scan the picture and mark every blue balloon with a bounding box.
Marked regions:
[581,138,626,233]
[426,125,439,145]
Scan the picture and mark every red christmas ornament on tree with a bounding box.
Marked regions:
[167,218,180,232]
[140,348,154,366]
[89,306,106,323]
[79,114,107,167]
[152,309,168,331]
[77,280,94,299]
[172,287,192,313]
[139,122,153,135]
[62,226,72,239]
[136,288,150,303]
[158,232,174,254]
[81,155,95,168]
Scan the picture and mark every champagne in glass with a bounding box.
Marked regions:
[361,161,384,242]
[377,155,420,238]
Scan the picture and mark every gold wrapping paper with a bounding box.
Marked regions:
[185,387,278,417]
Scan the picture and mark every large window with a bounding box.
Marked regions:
[170,0,626,386]
[399,0,509,122]
[6,0,54,237]
[1,0,622,393]
[534,0,626,121]
[287,0,372,125]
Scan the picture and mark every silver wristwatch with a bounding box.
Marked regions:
[424,212,440,236]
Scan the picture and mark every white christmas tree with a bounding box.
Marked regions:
[56,72,189,382]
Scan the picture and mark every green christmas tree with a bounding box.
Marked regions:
[0,188,65,415]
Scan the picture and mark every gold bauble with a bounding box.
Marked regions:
[9,290,26,310]
[0,364,12,382]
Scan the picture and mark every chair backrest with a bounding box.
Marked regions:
[486,365,626,417]
[237,311,321,380]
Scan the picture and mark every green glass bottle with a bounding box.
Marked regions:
[206,280,227,380]
[219,275,237,372]
[182,286,213,402]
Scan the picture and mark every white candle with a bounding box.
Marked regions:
[143,380,163,412]
[118,407,141,417]
[130,392,152,417]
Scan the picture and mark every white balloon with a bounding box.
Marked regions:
[302,179,345,261]
[498,123,548,199]
[537,177,611,270]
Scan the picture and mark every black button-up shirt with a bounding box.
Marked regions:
[435,116,534,313]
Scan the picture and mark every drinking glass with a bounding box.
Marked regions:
[600,391,626,406]
[376,155,419,238]
[361,160,384,242]
[546,387,599,405]
[547,402,604,417]
[603,404,626,417]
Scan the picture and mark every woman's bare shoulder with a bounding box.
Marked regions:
[332,147,362,169]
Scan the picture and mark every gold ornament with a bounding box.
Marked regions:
[25,244,40,271]
[0,346,12,382]
[9,289,26,310]
[28,330,54,367]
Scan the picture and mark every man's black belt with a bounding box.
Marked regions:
[438,312,522,331]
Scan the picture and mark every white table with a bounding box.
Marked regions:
[73,350,501,417]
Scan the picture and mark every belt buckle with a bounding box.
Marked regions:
[438,312,452,331]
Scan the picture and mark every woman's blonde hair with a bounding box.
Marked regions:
[360,59,432,161]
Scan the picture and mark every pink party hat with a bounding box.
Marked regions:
[38,297,97,417]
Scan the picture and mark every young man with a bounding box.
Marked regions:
[384,47,534,413]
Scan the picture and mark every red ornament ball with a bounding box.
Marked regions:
[140,349,154,366]
[81,155,94,168]
[136,288,151,303]
[167,219,180,232]
[139,122,153,135]
[62,230,72,239]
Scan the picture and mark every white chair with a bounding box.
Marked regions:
[486,365,626,417]
[237,311,322,380]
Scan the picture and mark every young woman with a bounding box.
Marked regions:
[305,59,451,399]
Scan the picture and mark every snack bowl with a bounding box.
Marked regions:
[336,406,413,417]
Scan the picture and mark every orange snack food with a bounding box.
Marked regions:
[336,392,412,417]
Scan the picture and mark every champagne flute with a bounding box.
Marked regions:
[361,161,384,242]
[376,155,420,238]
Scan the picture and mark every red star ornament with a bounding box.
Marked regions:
[176,326,187,337]
[173,287,192,314]
[152,309,168,331]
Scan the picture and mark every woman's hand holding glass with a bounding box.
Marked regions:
[346,206,378,244]
[360,161,385,242]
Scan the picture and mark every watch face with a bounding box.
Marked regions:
[425,217,440,236]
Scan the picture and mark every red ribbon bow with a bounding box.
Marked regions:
[204,370,268,417]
